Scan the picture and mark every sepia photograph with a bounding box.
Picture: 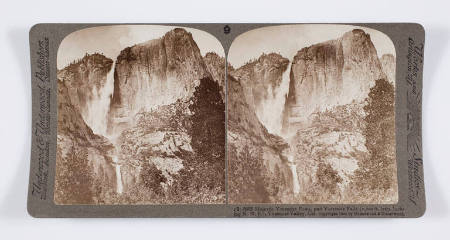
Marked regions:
[2,0,447,236]
[227,24,398,204]
[55,25,226,204]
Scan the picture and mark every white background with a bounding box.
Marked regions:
[1,0,449,239]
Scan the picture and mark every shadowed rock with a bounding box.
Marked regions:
[284,29,385,129]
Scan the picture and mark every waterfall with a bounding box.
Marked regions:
[84,62,116,137]
[289,161,300,195]
[256,63,292,135]
[103,63,126,194]
[112,155,123,194]
[283,153,300,195]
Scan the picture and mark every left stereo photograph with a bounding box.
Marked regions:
[55,25,226,204]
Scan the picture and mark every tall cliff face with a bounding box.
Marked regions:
[227,74,292,203]
[380,54,396,84]
[108,28,211,134]
[285,29,385,127]
[57,53,114,135]
[231,53,290,134]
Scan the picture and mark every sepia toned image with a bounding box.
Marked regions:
[227,24,398,204]
[55,25,226,204]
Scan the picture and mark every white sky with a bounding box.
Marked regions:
[57,25,225,69]
[228,24,396,68]
[58,24,395,71]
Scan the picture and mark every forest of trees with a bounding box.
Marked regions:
[352,78,397,201]
[54,146,95,204]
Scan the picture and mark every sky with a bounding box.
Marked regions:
[58,24,396,72]
[57,25,225,69]
[228,24,396,68]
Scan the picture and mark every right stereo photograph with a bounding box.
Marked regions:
[227,24,398,204]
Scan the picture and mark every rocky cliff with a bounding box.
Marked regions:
[231,53,290,134]
[105,29,225,203]
[108,28,211,135]
[290,103,370,203]
[284,29,385,128]
[203,52,227,99]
